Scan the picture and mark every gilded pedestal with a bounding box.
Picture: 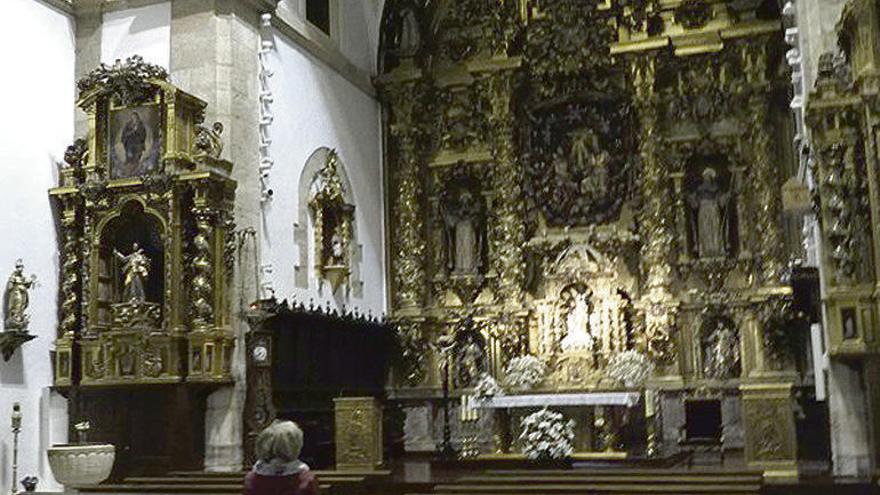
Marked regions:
[333,397,383,471]
[740,383,799,481]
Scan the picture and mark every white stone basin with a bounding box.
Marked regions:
[47,444,115,486]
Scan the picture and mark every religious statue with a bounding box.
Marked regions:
[114,243,150,303]
[688,167,731,258]
[444,190,481,276]
[4,260,36,331]
[561,290,594,351]
[396,7,421,59]
[455,332,485,387]
[329,230,345,266]
[703,320,740,379]
[194,121,224,159]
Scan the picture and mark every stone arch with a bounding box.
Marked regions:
[293,147,363,298]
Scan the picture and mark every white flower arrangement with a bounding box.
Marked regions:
[519,407,575,461]
[606,350,654,388]
[503,355,547,391]
[473,373,504,402]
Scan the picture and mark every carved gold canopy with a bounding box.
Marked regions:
[50,56,236,387]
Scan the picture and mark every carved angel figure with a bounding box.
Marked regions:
[114,243,150,302]
[4,259,36,331]
[194,121,224,159]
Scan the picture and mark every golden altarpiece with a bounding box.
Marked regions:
[804,0,880,468]
[380,0,806,478]
[48,56,236,474]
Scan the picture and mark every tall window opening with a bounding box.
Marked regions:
[306,0,331,36]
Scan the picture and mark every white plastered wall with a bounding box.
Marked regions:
[0,1,75,493]
[101,2,171,69]
[262,25,386,316]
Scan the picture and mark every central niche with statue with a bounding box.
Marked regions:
[48,56,236,474]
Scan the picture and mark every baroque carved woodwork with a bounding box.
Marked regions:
[379,0,798,411]
[50,56,236,387]
[309,149,355,292]
[805,0,880,358]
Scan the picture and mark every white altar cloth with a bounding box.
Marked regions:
[478,392,641,409]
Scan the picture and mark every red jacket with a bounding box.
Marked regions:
[243,471,320,495]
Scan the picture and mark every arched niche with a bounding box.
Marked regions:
[684,153,740,260]
[95,200,165,326]
[293,147,363,297]
[696,311,742,381]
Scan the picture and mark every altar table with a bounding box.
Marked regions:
[477,392,641,409]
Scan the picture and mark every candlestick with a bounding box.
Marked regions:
[11,403,22,495]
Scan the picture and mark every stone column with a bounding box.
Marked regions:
[827,361,874,477]
[170,0,271,471]
[72,1,102,138]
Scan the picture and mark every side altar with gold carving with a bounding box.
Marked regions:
[379,0,808,481]
[48,56,237,475]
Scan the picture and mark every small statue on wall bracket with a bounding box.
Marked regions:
[4,259,37,332]
[114,243,150,303]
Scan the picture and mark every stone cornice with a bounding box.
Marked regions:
[70,0,279,15]
[38,0,74,14]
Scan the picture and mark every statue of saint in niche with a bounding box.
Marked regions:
[328,228,346,266]
[114,243,150,303]
[455,332,485,387]
[396,7,420,59]
[4,259,37,331]
[561,290,594,352]
[703,320,740,379]
[569,129,609,202]
[444,190,481,276]
[688,167,731,258]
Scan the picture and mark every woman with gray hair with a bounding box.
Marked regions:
[244,421,319,495]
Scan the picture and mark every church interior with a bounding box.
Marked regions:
[2,0,880,494]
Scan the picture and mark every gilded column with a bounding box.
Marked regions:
[749,94,785,284]
[632,54,678,367]
[388,81,427,311]
[487,70,524,304]
[59,206,80,339]
[192,199,216,331]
